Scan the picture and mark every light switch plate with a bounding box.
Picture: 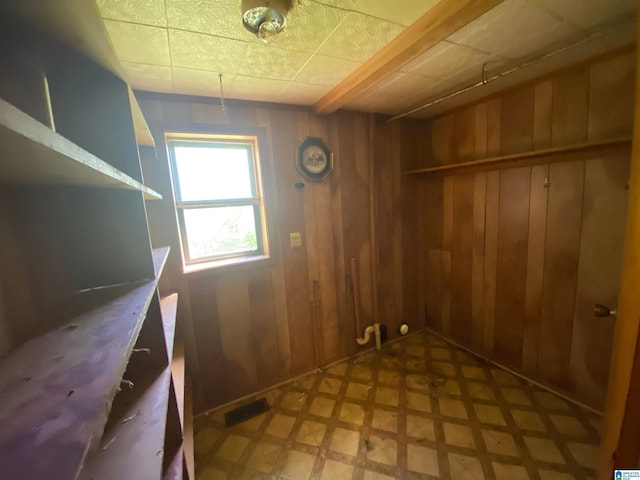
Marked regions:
[290,232,302,248]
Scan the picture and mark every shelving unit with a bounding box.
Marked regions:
[405,137,632,175]
[0,4,192,480]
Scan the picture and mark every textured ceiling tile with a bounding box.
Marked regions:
[447,0,582,60]
[369,72,440,98]
[172,67,233,96]
[404,41,494,81]
[165,0,248,40]
[237,43,311,81]
[104,20,171,65]
[277,82,331,105]
[268,2,347,53]
[316,12,404,62]
[169,29,248,73]
[230,75,289,101]
[352,0,439,27]
[293,54,360,87]
[97,0,167,26]
[122,62,173,92]
[529,0,635,30]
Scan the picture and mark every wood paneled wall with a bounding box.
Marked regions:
[139,98,377,413]
[412,49,636,410]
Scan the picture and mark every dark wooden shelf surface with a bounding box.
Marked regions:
[0,247,169,480]
[0,97,161,199]
[405,137,632,175]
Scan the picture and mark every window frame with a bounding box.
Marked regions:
[165,132,270,272]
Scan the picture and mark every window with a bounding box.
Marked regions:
[166,133,269,271]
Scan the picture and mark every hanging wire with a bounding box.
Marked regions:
[218,73,229,120]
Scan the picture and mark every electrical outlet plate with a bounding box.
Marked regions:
[290,232,302,248]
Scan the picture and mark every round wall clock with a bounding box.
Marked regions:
[296,137,333,182]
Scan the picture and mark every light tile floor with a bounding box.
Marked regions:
[194,331,602,479]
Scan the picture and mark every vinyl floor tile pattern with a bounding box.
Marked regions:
[194,331,601,479]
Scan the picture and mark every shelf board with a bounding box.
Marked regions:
[184,377,195,480]
[0,97,162,199]
[161,294,179,362]
[0,246,169,480]
[405,137,632,175]
[154,246,171,279]
[87,366,173,480]
[128,87,155,148]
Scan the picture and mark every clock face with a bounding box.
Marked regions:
[302,145,327,174]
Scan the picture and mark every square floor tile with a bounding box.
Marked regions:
[550,415,588,437]
[432,361,457,377]
[372,409,398,433]
[281,391,306,411]
[482,429,520,456]
[524,437,566,464]
[462,365,486,380]
[491,369,521,385]
[244,440,281,473]
[194,427,220,454]
[265,414,295,438]
[534,391,570,411]
[346,381,370,400]
[407,344,426,357]
[406,391,432,412]
[351,364,373,381]
[467,381,496,401]
[199,467,229,480]
[566,442,597,469]
[431,347,451,360]
[238,411,269,431]
[321,459,354,480]
[366,435,397,467]
[408,444,439,476]
[492,462,529,479]
[363,470,395,480]
[512,409,547,432]
[375,387,400,407]
[318,377,342,395]
[474,404,506,426]
[441,379,462,396]
[449,453,484,479]
[339,402,365,425]
[406,374,431,391]
[330,427,360,457]
[297,420,327,447]
[326,362,347,376]
[406,415,435,441]
[214,434,250,463]
[443,422,475,449]
[439,398,468,419]
[309,396,335,417]
[378,369,401,386]
[281,450,316,479]
[538,470,577,480]
[501,386,533,406]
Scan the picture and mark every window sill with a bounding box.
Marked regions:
[182,254,272,276]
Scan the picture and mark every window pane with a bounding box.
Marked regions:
[183,206,258,260]
[173,144,254,201]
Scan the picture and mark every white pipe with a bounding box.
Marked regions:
[356,323,382,350]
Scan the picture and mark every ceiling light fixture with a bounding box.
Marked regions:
[241,0,291,40]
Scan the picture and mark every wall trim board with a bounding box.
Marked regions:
[425,328,604,416]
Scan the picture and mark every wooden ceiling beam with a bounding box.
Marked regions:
[313,0,506,114]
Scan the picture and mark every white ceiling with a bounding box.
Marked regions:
[97,0,636,118]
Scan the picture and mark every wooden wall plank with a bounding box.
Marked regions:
[533,80,553,149]
[392,122,404,334]
[552,67,589,146]
[539,161,585,389]
[424,175,444,330]
[188,277,227,409]
[570,155,630,409]
[486,98,502,157]
[441,176,454,335]
[500,86,534,155]
[494,167,531,368]
[588,51,635,142]
[522,165,549,375]
[450,174,474,345]
[453,107,475,162]
[471,173,486,350]
[215,274,258,398]
[432,114,454,165]
[248,269,283,388]
[269,108,315,375]
[483,171,500,356]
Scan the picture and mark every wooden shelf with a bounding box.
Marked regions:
[161,294,179,362]
[0,97,162,199]
[0,246,169,480]
[405,137,632,175]
[154,246,171,279]
[184,377,195,480]
[87,367,173,480]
